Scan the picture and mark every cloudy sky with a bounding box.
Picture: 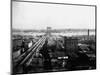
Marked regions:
[12,0,95,30]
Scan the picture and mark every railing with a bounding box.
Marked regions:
[13,35,47,68]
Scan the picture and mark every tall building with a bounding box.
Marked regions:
[64,37,78,56]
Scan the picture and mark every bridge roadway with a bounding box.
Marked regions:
[13,35,47,71]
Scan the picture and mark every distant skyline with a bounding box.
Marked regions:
[12,0,95,30]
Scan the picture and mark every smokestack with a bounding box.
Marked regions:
[88,29,89,40]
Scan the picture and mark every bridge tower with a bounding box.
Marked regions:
[46,27,52,36]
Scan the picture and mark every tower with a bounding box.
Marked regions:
[46,27,52,35]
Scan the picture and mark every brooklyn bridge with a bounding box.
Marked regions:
[12,27,96,74]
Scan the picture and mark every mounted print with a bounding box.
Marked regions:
[11,0,96,75]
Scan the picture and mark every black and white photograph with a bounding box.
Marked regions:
[12,0,96,74]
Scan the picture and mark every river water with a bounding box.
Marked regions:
[13,31,95,36]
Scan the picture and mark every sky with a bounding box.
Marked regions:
[12,0,95,30]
